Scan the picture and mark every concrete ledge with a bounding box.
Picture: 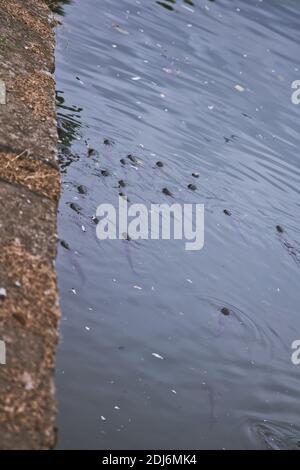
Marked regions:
[0,0,60,449]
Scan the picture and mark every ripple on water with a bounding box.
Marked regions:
[247,419,300,450]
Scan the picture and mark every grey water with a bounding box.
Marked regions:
[54,0,300,449]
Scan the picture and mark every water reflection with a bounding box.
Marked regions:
[56,91,83,171]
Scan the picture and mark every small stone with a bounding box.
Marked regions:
[118,179,126,188]
[0,288,7,299]
[192,172,199,178]
[234,84,245,92]
[152,352,164,360]
[21,372,34,391]
[188,183,197,191]
[101,169,110,177]
[156,161,164,167]
[120,158,126,165]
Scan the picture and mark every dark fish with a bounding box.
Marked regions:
[60,240,70,250]
[162,187,173,197]
[127,154,138,164]
[221,307,230,316]
[276,225,284,234]
[88,148,96,157]
[77,185,87,195]
[103,138,114,145]
[70,202,81,214]
[91,216,99,224]
[122,232,131,241]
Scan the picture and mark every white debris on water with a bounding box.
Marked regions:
[133,285,142,290]
[101,416,106,421]
[171,389,177,395]
[234,84,245,92]
[114,406,120,410]
[152,353,164,360]
[81,225,86,232]
[131,76,141,81]
[85,326,90,331]
[71,288,77,295]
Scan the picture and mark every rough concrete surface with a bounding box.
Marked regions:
[0,0,60,449]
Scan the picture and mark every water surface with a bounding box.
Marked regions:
[55,0,300,449]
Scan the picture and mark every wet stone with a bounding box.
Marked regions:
[188,183,197,191]
[156,161,164,167]
[70,202,82,214]
[223,209,231,216]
